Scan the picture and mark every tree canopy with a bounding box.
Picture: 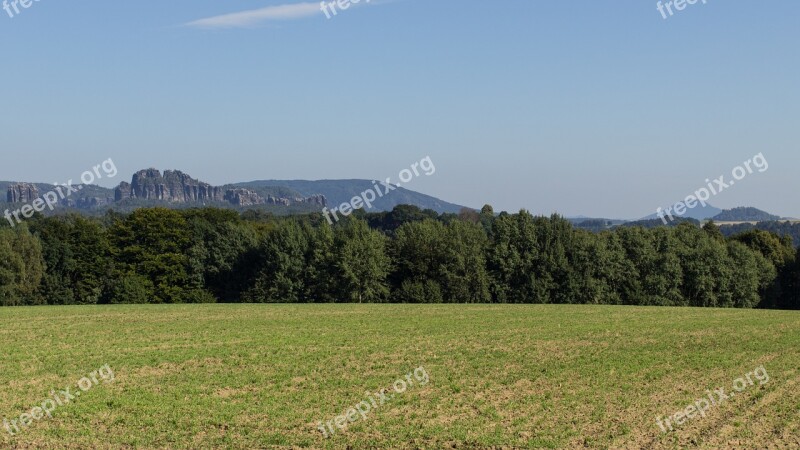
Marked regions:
[0,205,797,309]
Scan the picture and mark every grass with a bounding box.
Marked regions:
[0,304,799,449]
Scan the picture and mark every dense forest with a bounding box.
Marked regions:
[1,205,798,309]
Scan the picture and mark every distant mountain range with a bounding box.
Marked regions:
[639,204,791,223]
[1,169,468,215]
[571,205,792,226]
[1,170,793,223]
[572,206,795,232]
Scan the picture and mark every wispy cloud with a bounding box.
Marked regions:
[185,2,321,29]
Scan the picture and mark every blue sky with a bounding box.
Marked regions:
[1,0,798,219]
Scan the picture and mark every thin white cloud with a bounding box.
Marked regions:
[186,2,321,29]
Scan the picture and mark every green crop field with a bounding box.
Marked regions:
[1,304,798,449]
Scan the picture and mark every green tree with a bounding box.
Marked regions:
[391,220,448,302]
[390,219,489,303]
[566,230,623,305]
[306,222,336,303]
[614,227,654,305]
[673,223,733,307]
[486,211,544,303]
[702,220,725,242]
[731,229,794,307]
[333,219,391,303]
[726,241,765,308]
[440,220,490,303]
[0,225,44,306]
[108,208,193,303]
[243,220,312,303]
[644,227,684,306]
[184,209,259,302]
[366,205,440,235]
[31,215,112,305]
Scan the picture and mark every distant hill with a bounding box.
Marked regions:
[235,179,467,214]
[641,203,722,221]
[712,207,780,222]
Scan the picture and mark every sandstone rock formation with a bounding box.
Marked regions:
[7,183,39,203]
[294,195,327,207]
[265,195,291,206]
[115,182,132,201]
[113,169,326,208]
[224,189,265,206]
[115,169,224,203]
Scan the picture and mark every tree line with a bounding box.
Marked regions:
[1,205,798,308]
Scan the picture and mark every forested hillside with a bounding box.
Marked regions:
[713,207,781,222]
[1,206,798,309]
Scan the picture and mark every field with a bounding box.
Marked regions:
[1,305,799,449]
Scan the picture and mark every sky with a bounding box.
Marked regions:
[1,0,798,219]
